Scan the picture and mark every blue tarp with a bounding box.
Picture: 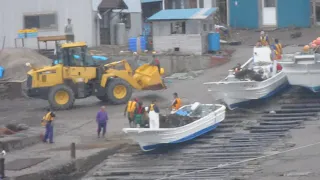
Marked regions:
[0,66,4,79]
[141,0,162,3]
[175,110,189,116]
[92,55,108,61]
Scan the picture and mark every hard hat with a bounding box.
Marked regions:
[260,31,265,35]
[152,51,156,54]
[303,45,310,51]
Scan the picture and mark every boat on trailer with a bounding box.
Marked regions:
[122,103,226,152]
[279,53,320,92]
[203,46,288,110]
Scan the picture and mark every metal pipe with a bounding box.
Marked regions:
[0,158,5,178]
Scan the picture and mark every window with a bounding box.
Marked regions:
[199,0,204,8]
[120,13,131,29]
[170,22,186,34]
[203,24,207,31]
[264,0,276,7]
[62,46,96,67]
[24,13,57,30]
[209,24,213,31]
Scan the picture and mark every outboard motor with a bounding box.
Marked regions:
[190,102,202,117]
[227,70,237,81]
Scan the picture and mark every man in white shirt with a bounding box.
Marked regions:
[65,18,74,42]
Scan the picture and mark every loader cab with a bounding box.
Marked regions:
[59,42,96,67]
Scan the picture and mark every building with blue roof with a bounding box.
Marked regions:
[147,8,218,55]
[148,8,218,21]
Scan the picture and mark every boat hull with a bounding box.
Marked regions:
[206,71,288,110]
[123,104,226,152]
[279,62,320,93]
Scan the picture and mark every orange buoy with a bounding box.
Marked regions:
[303,45,310,51]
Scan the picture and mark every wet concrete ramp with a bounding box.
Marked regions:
[6,157,48,171]
[84,87,320,180]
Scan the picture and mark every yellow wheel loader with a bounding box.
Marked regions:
[26,42,166,110]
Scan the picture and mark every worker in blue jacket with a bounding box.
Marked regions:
[96,106,109,138]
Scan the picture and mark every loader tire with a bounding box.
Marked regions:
[96,95,109,102]
[48,84,75,110]
[106,78,132,105]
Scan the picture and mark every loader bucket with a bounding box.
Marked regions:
[133,64,166,90]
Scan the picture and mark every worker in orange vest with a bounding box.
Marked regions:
[171,92,182,112]
[271,45,283,71]
[124,98,138,127]
[274,39,282,60]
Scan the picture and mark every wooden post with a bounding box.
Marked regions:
[70,142,76,159]
[0,158,5,178]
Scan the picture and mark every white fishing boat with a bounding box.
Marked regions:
[204,46,288,110]
[122,103,226,152]
[279,53,320,92]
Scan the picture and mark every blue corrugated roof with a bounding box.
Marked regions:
[141,0,162,3]
[148,8,218,21]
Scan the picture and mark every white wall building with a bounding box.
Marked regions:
[148,8,218,55]
[0,0,142,49]
[0,0,100,49]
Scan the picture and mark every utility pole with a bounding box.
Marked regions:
[312,0,316,26]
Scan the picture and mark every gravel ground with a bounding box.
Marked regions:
[0,48,51,81]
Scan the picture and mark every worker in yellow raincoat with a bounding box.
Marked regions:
[260,31,269,46]
[41,109,56,143]
[124,98,138,127]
